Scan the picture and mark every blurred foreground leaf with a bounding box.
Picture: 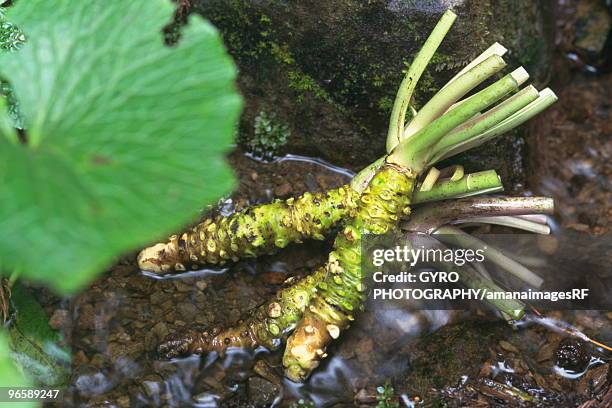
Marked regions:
[0,0,241,292]
[0,330,32,393]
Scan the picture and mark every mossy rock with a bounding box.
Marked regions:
[186,0,554,190]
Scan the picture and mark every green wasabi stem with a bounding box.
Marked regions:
[158,266,327,358]
[283,164,415,382]
[439,164,464,181]
[388,67,527,172]
[410,170,502,204]
[429,85,539,164]
[434,88,558,161]
[440,42,507,90]
[457,262,526,320]
[385,10,456,152]
[415,236,525,320]
[139,170,503,273]
[453,215,551,234]
[399,54,507,145]
[350,156,386,192]
[434,225,545,288]
[419,166,440,191]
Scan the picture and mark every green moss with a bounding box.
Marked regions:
[289,399,315,408]
[246,110,290,160]
[376,382,399,408]
[288,70,333,103]
[377,96,393,113]
[269,41,294,65]
[259,13,271,24]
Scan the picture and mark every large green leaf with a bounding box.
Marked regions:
[0,0,241,292]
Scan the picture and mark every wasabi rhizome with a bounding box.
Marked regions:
[138,10,560,382]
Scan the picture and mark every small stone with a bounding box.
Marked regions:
[195,280,207,291]
[261,272,287,285]
[177,302,197,321]
[556,338,590,373]
[73,350,89,365]
[77,304,96,330]
[149,291,165,305]
[274,182,292,197]
[173,280,192,293]
[49,309,70,330]
[499,340,519,354]
[536,342,556,362]
[195,314,207,325]
[90,354,105,369]
[145,322,169,351]
[141,379,162,399]
[160,299,174,311]
[106,342,130,362]
[116,395,130,408]
[248,377,280,406]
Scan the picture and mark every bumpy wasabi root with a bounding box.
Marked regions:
[138,172,502,273]
[158,267,327,357]
[138,186,358,273]
[283,164,415,381]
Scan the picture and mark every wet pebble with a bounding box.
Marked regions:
[149,291,165,305]
[247,376,280,406]
[141,375,164,399]
[273,182,292,197]
[77,304,96,330]
[145,322,169,351]
[196,280,208,291]
[73,350,89,366]
[116,395,130,408]
[499,340,520,354]
[536,341,557,363]
[49,309,70,330]
[90,354,105,369]
[555,338,591,373]
[173,280,193,293]
[74,366,114,396]
[177,302,198,321]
